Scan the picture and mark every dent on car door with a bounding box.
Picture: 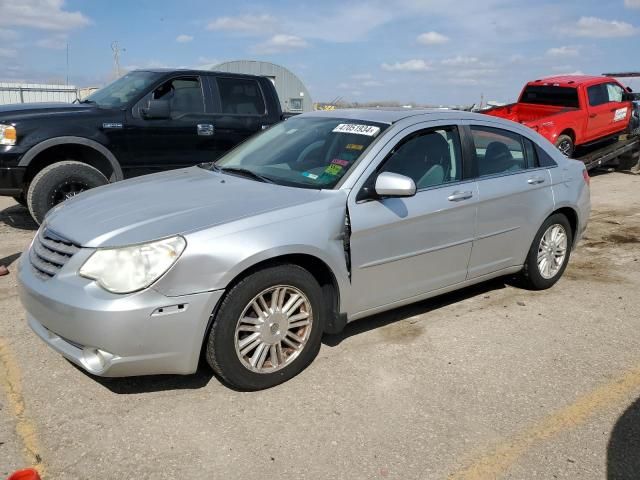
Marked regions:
[347,125,477,315]
[466,125,554,278]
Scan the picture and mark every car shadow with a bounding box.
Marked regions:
[0,203,38,231]
[323,277,509,347]
[0,252,22,268]
[76,277,512,394]
[607,395,640,479]
[71,361,216,395]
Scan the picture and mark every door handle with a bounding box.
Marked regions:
[447,191,473,202]
[197,124,214,136]
[527,177,545,185]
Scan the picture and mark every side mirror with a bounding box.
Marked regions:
[374,172,416,198]
[142,99,170,119]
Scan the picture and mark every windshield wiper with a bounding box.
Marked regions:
[219,167,274,183]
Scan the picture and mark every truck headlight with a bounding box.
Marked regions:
[79,236,186,294]
[0,124,17,146]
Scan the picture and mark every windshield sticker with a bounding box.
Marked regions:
[613,107,628,122]
[324,164,343,176]
[346,143,364,150]
[302,172,319,180]
[332,124,381,137]
[331,158,349,166]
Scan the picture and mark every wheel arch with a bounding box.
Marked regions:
[18,136,124,184]
[203,252,346,349]
[550,206,579,247]
[558,128,576,144]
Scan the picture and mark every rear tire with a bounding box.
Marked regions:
[519,213,573,290]
[555,134,574,157]
[26,161,108,224]
[206,264,325,391]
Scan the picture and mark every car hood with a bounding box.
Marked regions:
[44,167,328,248]
[0,102,98,121]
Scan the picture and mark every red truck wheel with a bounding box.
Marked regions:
[555,135,574,157]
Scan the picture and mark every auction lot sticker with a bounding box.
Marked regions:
[613,107,628,122]
[333,124,381,136]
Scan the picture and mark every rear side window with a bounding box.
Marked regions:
[535,145,558,167]
[520,86,579,108]
[470,126,526,176]
[217,78,266,115]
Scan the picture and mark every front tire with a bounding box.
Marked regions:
[12,192,27,207]
[206,264,325,390]
[26,161,108,224]
[519,213,573,290]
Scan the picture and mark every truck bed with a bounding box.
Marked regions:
[485,103,575,124]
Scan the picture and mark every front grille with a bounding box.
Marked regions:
[29,228,80,279]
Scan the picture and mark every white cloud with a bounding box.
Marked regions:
[382,59,431,72]
[0,47,17,58]
[417,31,449,45]
[176,34,193,43]
[624,0,640,8]
[546,46,579,57]
[0,0,90,31]
[252,34,308,54]
[561,16,638,38]
[36,34,67,49]
[441,55,480,66]
[207,14,277,35]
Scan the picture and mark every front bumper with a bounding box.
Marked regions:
[17,251,224,377]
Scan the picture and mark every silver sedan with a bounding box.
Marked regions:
[17,109,590,390]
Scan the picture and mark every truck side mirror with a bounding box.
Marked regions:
[142,99,171,119]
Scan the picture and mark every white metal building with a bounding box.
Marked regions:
[213,60,313,113]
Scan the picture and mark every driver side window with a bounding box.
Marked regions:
[135,76,205,118]
[379,127,463,189]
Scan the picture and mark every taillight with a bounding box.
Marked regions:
[582,169,590,186]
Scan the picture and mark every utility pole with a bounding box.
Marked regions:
[111,41,122,78]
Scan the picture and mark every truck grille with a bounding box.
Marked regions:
[29,228,80,279]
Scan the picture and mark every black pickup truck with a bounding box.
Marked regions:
[0,69,283,223]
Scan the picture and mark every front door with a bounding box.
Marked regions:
[124,75,218,177]
[585,82,629,142]
[347,125,477,315]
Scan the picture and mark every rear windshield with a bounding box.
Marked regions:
[519,85,579,108]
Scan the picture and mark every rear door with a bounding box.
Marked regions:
[347,123,477,314]
[207,76,272,158]
[124,75,218,177]
[465,123,555,278]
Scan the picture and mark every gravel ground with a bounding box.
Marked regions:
[1,171,639,479]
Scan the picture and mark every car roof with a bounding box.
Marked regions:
[527,75,612,87]
[135,68,265,80]
[299,108,491,124]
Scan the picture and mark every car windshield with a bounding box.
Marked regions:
[519,85,579,108]
[210,116,388,189]
[84,71,160,108]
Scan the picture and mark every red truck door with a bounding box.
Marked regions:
[585,82,630,141]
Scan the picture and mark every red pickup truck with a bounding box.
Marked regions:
[484,75,633,156]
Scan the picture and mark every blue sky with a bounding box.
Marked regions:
[2,0,640,104]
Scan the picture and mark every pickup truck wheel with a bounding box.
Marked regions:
[26,161,108,224]
[555,135,574,157]
[206,264,325,390]
[518,213,573,290]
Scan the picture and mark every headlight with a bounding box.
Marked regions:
[79,236,186,294]
[0,124,17,146]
